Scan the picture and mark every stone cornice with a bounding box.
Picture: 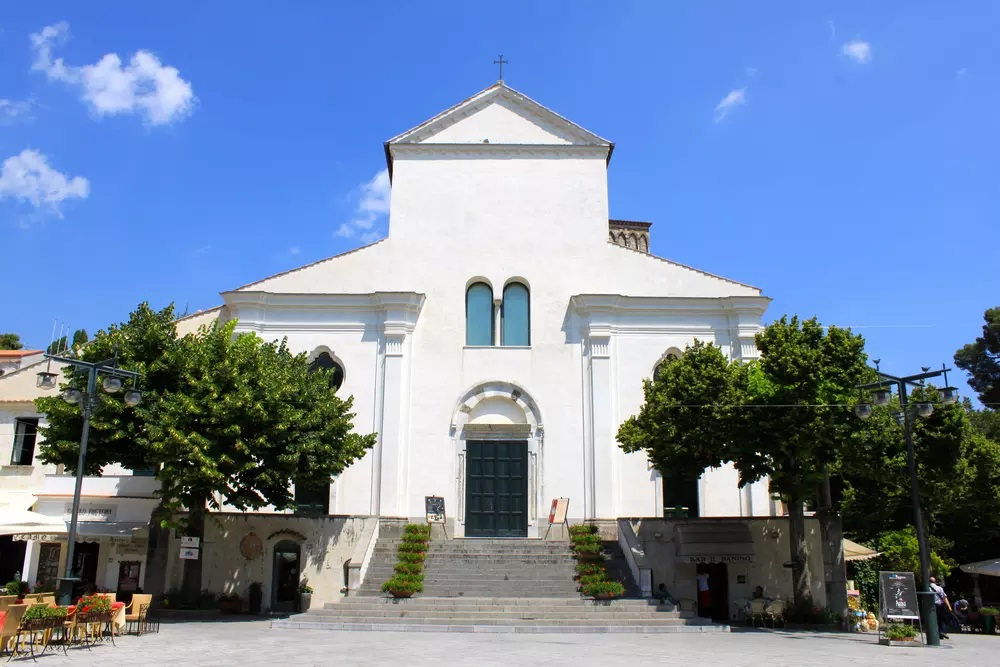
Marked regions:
[222,291,425,334]
[570,294,771,317]
[390,143,610,161]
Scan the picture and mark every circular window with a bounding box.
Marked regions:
[308,352,344,390]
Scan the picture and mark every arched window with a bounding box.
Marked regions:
[501,283,530,346]
[653,352,680,380]
[639,236,648,253]
[309,352,344,391]
[466,282,494,346]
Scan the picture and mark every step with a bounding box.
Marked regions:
[330,598,677,608]
[272,618,728,634]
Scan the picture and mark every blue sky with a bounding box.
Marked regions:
[2,2,997,397]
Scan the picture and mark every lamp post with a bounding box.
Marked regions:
[37,352,141,605]
[855,363,957,647]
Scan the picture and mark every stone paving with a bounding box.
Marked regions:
[8,620,997,666]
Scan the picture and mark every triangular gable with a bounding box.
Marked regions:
[384,83,613,171]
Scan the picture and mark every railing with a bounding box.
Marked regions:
[617,519,652,598]
[346,517,380,594]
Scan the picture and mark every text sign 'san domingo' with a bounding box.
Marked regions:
[880,571,920,620]
[425,496,445,524]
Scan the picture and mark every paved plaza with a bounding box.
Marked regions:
[8,620,997,666]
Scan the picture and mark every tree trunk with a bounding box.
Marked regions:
[787,499,812,614]
[181,503,206,599]
[143,500,171,608]
[817,474,848,622]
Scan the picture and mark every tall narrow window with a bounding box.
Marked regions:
[10,418,38,466]
[466,283,494,346]
[501,283,530,346]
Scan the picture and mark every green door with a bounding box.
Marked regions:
[465,440,528,537]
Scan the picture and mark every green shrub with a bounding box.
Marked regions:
[579,573,608,588]
[402,524,431,540]
[572,542,604,556]
[394,562,424,576]
[397,551,425,564]
[570,532,602,546]
[381,574,424,594]
[980,607,999,616]
[568,524,599,538]
[397,541,428,554]
[24,605,67,622]
[886,623,918,640]
[574,562,605,578]
[581,580,626,598]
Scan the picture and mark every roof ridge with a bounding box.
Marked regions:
[605,241,762,292]
[229,238,387,292]
[174,305,223,324]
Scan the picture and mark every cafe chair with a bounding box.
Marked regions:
[748,599,767,627]
[765,599,786,628]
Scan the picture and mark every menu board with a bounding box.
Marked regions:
[879,571,920,620]
[425,496,445,524]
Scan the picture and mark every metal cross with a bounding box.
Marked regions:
[493,54,508,81]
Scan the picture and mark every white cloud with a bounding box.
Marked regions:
[713,88,746,123]
[335,168,390,242]
[0,149,90,216]
[31,21,195,126]
[0,98,34,124]
[841,40,872,64]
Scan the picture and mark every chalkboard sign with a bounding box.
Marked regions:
[425,496,445,524]
[879,571,920,620]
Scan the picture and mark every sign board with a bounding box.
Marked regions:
[63,504,115,522]
[179,547,200,560]
[425,496,445,524]
[684,554,754,564]
[879,571,920,620]
[180,536,201,549]
[548,498,569,525]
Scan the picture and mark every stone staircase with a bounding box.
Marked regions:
[272,536,727,633]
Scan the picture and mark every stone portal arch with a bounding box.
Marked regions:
[449,381,544,538]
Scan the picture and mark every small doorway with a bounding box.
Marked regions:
[116,561,142,603]
[271,540,301,612]
[696,562,729,622]
[71,542,100,598]
[465,440,528,537]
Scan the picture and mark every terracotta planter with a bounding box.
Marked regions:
[592,593,616,601]
[389,590,415,599]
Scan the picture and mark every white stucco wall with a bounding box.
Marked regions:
[216,84,772,532]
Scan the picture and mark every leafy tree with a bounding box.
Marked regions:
[618,316,871,612]
[46,329,88,355]
[837,392,1000,566]
[955,307,1000,407]
[37,303,376,597]
[877,527,952,581]
[966,399,1000,441]
[0,333,22,350]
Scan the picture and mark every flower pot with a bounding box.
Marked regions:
[592,593,616,601]
[299,592,312,612]
[389,590,414,599]
[248,587,263,615]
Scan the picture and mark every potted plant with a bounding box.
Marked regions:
[581,580,626,601]
[381,524,431,598]
[882,622,919,646]
[22,605,67,632]
[298,582,314,612]
[5,574,29,601]
[381,574,423,599]
[248,582,263,615]
[980,607,998,635]
[218,591,242,614]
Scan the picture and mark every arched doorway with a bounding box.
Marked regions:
[271,540,301,612]
[450,382,544,538]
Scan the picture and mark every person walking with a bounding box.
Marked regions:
[929,577,951,639]
[696,571,712,617]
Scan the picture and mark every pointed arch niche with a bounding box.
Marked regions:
[449,381,544,538]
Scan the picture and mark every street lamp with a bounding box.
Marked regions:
[855,362,956,647]
[37,352,141,606]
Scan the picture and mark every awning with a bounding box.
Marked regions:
[11,521,149,543]
[0,506,64,536]
[675,522,755,564]
[960,558,1000,577]
[844,538,881,562]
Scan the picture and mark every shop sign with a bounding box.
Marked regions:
[685,555,755,564]
[179,547,200,560]
[63,504,115,522]
[180,536,200,548]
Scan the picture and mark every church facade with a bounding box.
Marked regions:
[219,82,774,535]
[6,83,827,614]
